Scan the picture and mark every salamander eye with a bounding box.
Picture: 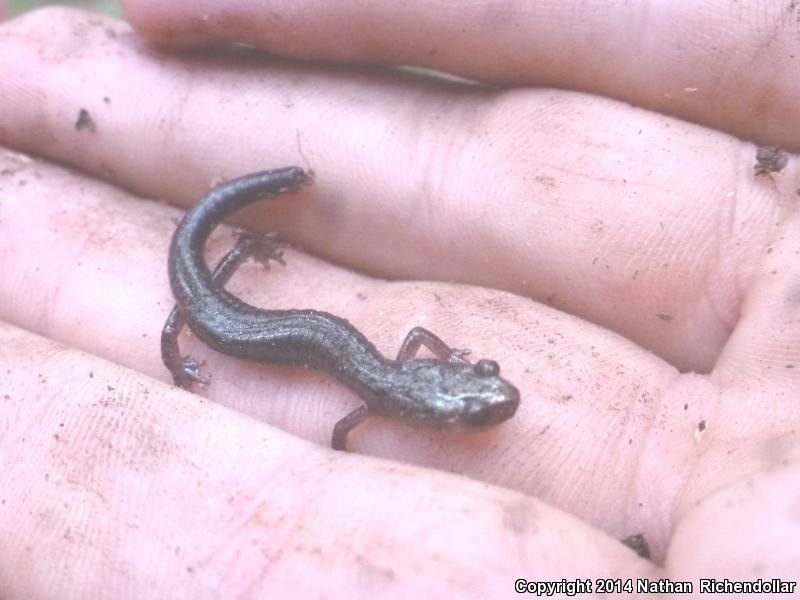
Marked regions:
[474,359,499,377]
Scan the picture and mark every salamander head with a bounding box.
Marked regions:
[378,358,520,430]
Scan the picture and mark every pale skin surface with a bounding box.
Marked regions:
[0,2,799,598]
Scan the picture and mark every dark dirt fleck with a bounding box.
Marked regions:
[75,108,96,132]
[754,146,787,176]
[621,533,651,559]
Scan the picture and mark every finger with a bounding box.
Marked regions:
[122,0,800,149]
[0,153,700,557]
[0,323,652,597]
[0,9,782,375]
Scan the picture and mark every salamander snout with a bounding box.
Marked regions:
[461,379,520,428]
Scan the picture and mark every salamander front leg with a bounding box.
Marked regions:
[396,326,471,363]
[332,405,370,451]
[161,232,286,388]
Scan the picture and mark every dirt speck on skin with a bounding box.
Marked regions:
[621,532,651,559]
[75,108,96,132]
[501,497,537,536]
[754,146,787,176]
[694,419,708,443]
[534,175,557,189]
[656,313,673,321]
[354,554,396,583]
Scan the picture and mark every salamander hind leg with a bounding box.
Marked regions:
[161,306,211,389]
[233,230,287,270]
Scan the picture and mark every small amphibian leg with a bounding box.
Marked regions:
[395,326,470,363]
[161,308,208,388]
[161,232,286,388]
[332,405,370,451]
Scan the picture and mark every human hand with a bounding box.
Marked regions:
[1,3,798,597]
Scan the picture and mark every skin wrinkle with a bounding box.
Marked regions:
[707,148,745,337]
[686,217,731,362]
